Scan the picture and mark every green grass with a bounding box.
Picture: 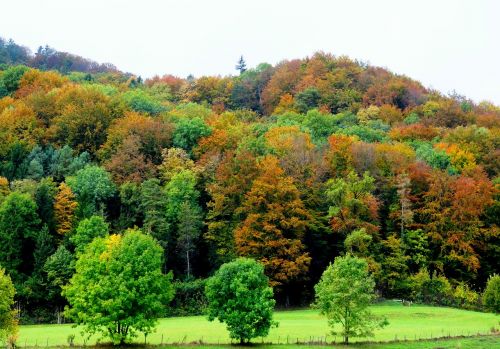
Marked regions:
[157,336,500,348]
[17,302,499,347]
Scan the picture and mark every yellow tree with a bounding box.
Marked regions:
[235,155,311,292]
[54,183,78,235]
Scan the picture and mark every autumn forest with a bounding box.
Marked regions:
[0,38,498,323]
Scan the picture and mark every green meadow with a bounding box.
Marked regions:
[18,302,498,347]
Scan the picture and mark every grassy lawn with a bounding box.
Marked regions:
[17,302,499,346]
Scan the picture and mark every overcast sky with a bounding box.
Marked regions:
[1,0,499,104]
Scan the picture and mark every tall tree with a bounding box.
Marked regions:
[53,183,78,235]
[235,56,247,74]
[0,192,40,284]
[235,155,311,291]
[176,202,203,279]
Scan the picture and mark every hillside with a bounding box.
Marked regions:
[0,39,498,323]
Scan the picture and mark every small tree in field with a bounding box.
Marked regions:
[63,229,174,345]
[483,274,500,314]
[205,258,277,344]
[314,255,387,344]
[0,268,17,343]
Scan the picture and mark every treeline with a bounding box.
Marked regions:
[0,38,120,74]
[0,49,498,323]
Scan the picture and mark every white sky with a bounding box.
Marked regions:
[1,0,499,104]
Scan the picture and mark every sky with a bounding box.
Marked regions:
[1,0,499,104]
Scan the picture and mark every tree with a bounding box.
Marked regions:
[104,135,156,184]
[205,258,277,344]
[235,155,311,290]
[63,230,174,345]
[54,183,78,235]
[314,255,387,344]
[44,246,75,317]
[325,171,379,236]
[483,274,500,314]
[0,192,40,284]
[235,56,247,74]
[176,202,203,279]
[35,178,57,233]
[70,216,109,254]
[67,165,116,218]
[172,117,211,153]
[140,179,169,249]
[164,169,202,276]
[0,268,17,343]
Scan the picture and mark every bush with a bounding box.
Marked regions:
[168,279,207,316]
[409,269,453,306]
[453,283,480,310]
[483,274,500,314]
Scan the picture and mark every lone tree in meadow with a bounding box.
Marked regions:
[205,258,278,344]
[314,255,388,344]
[63,229,174,345]
[483,274,500,314]
[0,268,17,343]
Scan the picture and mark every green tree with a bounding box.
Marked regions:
[205,258,277,344]
[67,165,116,218]
[63,230,174,345]
[314,255,387,344]
[176,202,203,279]
[483,274,500,314]
[44,246,75,311]
[35,178,57,233]
[164,169,201,276]
[235,56,247,74]
[0,268,17,343]
[295,87,321,113]
[140,179,169,248]
[117,182,143,231]
[70,216,109,254]
[172,117,211,153]
[0,192,40,284]
[0,65,29,97]
[122,89,166,115]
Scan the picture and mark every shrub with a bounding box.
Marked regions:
[168,279,207,316]
[409,269,453,306]
[483,274,500,314]
[453,283,480,310]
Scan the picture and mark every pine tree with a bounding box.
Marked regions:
[235,55,247,74]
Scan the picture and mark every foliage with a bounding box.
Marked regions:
[168,279,207,316]
[63,230,174,344]
[70,215,109,254]
[235,155,311,288]
[172,117,211,153]
[0,192,40,284]
[409,269,454,306]
[314,255,388,344]
[54,182,78,235]
[66,165,116,218]
[205,258,277,344]
[482,274,500,314]
[0,268,17,342]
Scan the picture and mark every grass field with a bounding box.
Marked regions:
[18,302,499,347]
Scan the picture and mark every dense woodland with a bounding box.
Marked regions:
[0,38,498,323]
